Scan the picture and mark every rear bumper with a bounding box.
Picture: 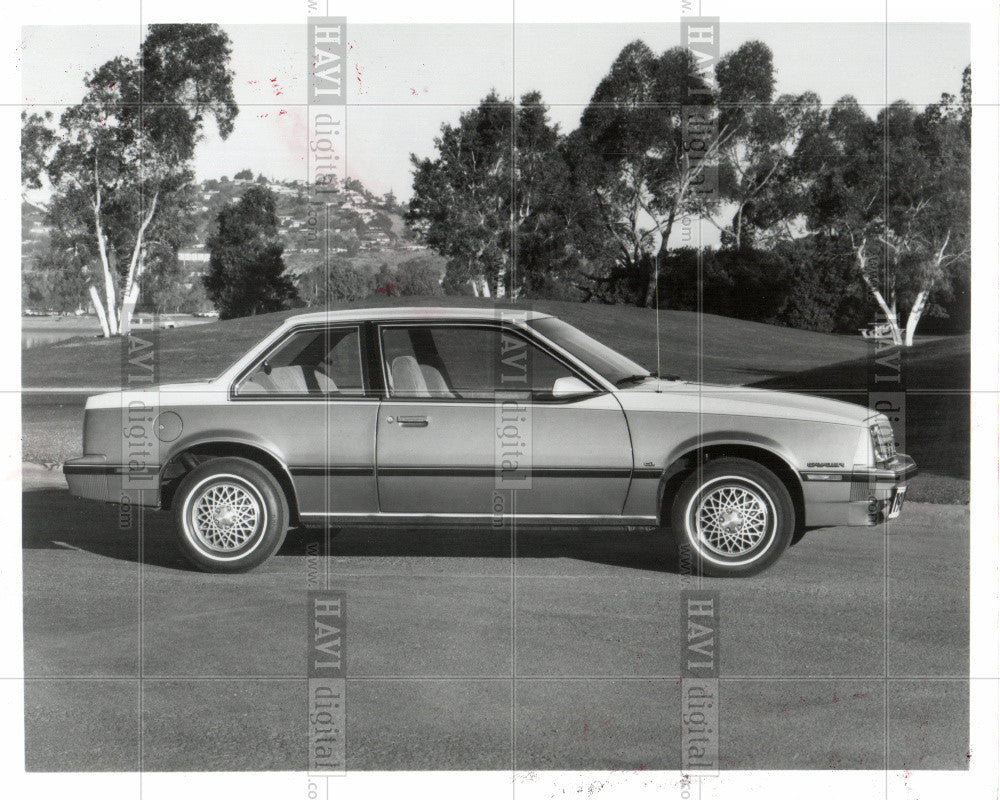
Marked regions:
[802,453,917,528]
[63,455,161,507]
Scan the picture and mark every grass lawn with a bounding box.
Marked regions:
[22,297,872,388]
[21,298,969,503]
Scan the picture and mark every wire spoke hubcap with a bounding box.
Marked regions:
[695,484,771,557]
[190,481,262,552]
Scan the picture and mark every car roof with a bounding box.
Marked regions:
[281,306,553,326]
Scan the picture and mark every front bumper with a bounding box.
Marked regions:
[854,454,917,525]
[63,455,161,507]
[802,453,917,527]
[859,453,918,484]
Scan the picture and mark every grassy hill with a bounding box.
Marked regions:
[22,297,872,389]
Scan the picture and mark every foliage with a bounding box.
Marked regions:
[20,23,238,335]
[408,91,579,297]
[374,257,444,297]
[140,251,212,314]
[796,73,971,344]
[770,236,869,332]
[403,42,970,342]
[648,239,868,333]
[569,40,776,306]
[23,249,90,312]
[297,263,376,305]
[204,186,298,318]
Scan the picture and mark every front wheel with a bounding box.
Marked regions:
[669,457,794,577]
[173,457,289,573]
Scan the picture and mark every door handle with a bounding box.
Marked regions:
[396,415,428,428]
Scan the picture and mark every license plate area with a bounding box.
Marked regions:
[888,486,907,519]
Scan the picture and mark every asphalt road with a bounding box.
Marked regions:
[22,464,970,772]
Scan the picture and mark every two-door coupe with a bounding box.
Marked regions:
[65,307,915,575]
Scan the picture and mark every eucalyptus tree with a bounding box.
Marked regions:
[21,24,238,335]
[798,73,970,346]
[571,39,775,306]
[408,91,572,297]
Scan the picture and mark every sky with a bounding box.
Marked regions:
[21,22,969,200]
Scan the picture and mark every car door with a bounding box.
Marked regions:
[375,321,633,520]
[231,324,379,518]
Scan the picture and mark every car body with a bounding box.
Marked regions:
[64,307,916,575]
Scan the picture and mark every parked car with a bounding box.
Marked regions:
[64,307,915,575]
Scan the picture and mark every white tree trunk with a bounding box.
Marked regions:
[118,193,158,333]
[119,282,140,336]
[89,285,111,338]
[862,281,902,346]
[92,188,118,336]
[855,242,902,345]
[903,289,928,347]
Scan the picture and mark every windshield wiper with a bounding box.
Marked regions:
[615,371,684,387]
[614,374,653,387]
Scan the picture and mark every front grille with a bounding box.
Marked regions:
[870,419,897,463]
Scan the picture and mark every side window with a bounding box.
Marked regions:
[236,327,364,397]
[381,325,579,400]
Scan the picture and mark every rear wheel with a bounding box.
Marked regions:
[669,457,794,577]
[173,457,289,572]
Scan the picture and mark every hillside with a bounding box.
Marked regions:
[21,175,442,307]
[22,298,872,390]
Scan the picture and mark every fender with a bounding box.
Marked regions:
[655,431,805,522]
[663,430,802,473]
[159,431,299,509]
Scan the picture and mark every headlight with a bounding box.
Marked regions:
[869,418,896,463]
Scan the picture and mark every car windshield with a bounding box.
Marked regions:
[527,317,652,387]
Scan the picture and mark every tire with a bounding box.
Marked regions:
[669,457,794,577]
[173,457,289,573]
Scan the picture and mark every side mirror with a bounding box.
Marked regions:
[552,376,593,399]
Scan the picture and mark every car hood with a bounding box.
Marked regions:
[614,380,872,427]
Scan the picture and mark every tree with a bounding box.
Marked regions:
[381,256,444,296]
[408,91,574,297]
[716,91,825,249]
[234,168,254,181]
[23,248,91,312]
[799,73,970,345]
[887,80,971,344]
[570,40,775,305]
[20,24,238,336]
[204,186,298,319]
[296,263,375,305]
